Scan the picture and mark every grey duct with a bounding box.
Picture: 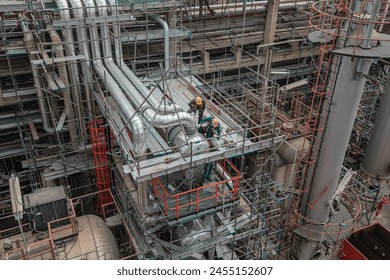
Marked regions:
[174,219,211,247]
[54,0,85,142]
[151,15,170,75]
[75,0,145,154]
[361,72,390,182]
[19,15,56,134]
[47,24,79,150]
[277,137,310,164]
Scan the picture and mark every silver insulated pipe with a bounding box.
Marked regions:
[108,0,180,114]
[19,15,55,135]
[99,0,197,137]
[67,0,95,119]
[54,0,85,141]
[73,0,145,155]
[151,14,170,75]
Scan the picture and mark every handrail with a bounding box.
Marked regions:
[151,159,241,219]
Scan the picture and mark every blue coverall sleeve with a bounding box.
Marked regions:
[199,116,212,124]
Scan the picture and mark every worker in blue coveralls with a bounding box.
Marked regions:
[198,116,221,141]
[187,96,206,124]
[198,116,221,183]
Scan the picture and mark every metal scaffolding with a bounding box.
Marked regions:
[0,0,388,261]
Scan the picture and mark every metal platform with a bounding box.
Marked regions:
[293,203,355,242]
[331,45,390,59]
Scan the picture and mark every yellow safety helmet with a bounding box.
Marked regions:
[195,96,202,105]
[212,118,219,127]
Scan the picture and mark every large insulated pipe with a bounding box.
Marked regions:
[19,15,55,134]
[361,72,390,183]
[143,108,197,135]
[167,126,209,155]
[47,25,79,150]
[54,0,85,140]
[97,0,196,136]
[151,15,169,75]
[108,0,180,114]
[94,0,147,108]
[67,0,95,119]
[80,0,145,154]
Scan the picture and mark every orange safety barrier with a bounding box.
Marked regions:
[151,159,240,219]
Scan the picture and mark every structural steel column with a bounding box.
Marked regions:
[261,0,280,78]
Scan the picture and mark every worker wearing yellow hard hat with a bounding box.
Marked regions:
[187,96,206,124]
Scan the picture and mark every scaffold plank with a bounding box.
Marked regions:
[124,135,284,182]
[31,55,85,65]
[53,15,135,27]
[27,118,39,141]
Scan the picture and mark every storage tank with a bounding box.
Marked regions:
[58,215,119,260]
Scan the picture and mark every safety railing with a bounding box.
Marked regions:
[3,200,77,260]
[5,237,53,260]
[47,201,77,248]
[151,159,241,219]
[291,186,362,242]
[151,176,170,215]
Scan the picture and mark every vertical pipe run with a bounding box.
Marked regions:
[151,15,170,76]
[54,0,85,143]
[361,0,381,49]
[68,0,95,119]
[47,26,79,150]
[79,0,146,155]
[19,15,56,134]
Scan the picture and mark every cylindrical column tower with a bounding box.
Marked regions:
[361,72,390,187]
[290,0,390,259]
[294,57,372,260]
